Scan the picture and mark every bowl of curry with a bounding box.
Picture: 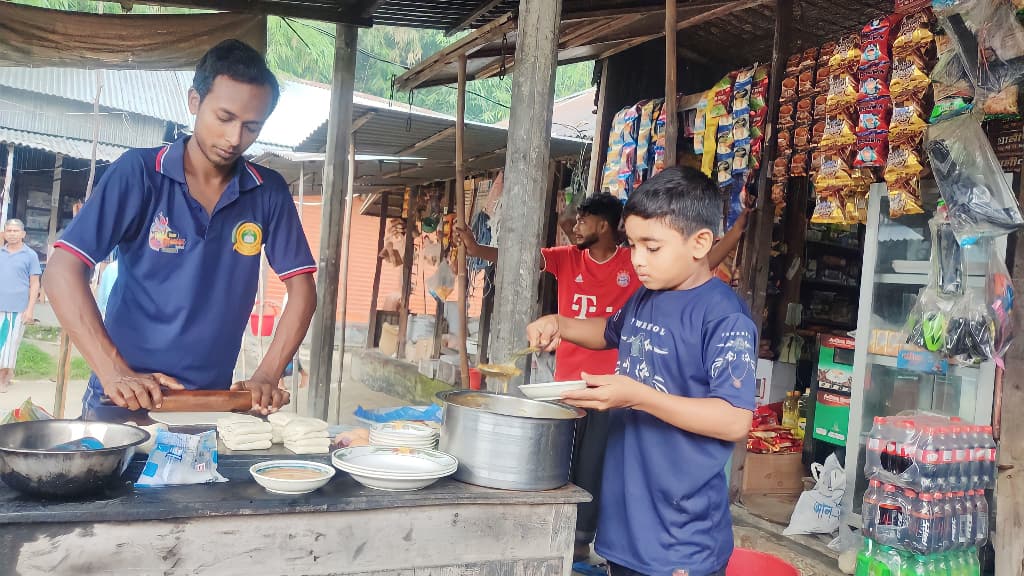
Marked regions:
[249,460,336,494]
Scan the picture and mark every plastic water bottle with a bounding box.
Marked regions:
[938,427,955,492]
[978,426,997,489]
[917,426,943,492]
[909,491,937,555]
[866,416,888,478]
[972,489,989,549]
[862,478,883,540]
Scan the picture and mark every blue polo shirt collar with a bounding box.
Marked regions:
[155,138,265,194]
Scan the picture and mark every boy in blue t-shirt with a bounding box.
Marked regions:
[527,167,757,576]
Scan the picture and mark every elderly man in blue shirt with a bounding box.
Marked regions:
[0,218,41,393]
[44,40,317,422]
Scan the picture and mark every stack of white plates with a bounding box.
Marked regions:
[369,422,438,449]
[332,446,458,491]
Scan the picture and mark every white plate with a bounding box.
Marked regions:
[370,422,436,438]
[346,470,448,491]
[332,446,457,476]
[250,460,335,494]
[518,380,587,401]
[150,412,239,426]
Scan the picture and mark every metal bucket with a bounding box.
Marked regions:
[436,390,584,491]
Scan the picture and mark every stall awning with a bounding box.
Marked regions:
[0,127,128,163]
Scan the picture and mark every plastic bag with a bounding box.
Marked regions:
[427,260,455,302]
[944,289,995,364]
[354,404,443,424]
[0,397,53,424]
[931,210,965,295]
[925,113,1024,243]
[136,429,226,487]
[987,245,1016,368]
[935,1,1024,97]
[784,453,845,536]
[904,286,952,353]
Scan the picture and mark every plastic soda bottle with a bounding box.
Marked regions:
[917,426,943,492]
[855,537,875,576]
[866,416,888,478]
[863,478,883,540]
[972,489,989,548]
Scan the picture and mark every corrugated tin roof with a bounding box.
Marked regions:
[0,68,193,126]
[0,127,128,162]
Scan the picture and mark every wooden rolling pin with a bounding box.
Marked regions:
[100,389,253,412]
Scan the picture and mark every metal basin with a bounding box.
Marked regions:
[0,420,149,498]
[436,390,584,491]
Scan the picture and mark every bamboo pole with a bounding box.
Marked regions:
[664,0,678,168]
[455,55,470,389]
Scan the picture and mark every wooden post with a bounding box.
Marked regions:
[730,0,792,503]
[308,24,358,421]
[995,181,1024,575]
[291,161,306,393]
[490,0,563,392]
[663,0,678,168]
[53,334,72,418]
[47,154,63,249]
[587,60,611,195]
[0,144,13,226]
[397,187,418,359]
[434,181,456,359]
[455,55,470,389]
[333,143,357,424]
[366,193,389,349]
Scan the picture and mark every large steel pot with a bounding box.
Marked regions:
[436,390,584,491]
[0,420,149,498]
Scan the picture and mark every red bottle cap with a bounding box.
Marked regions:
[884,484,897,493]
[920,493,932,501]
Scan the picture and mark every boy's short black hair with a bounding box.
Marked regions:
[193,39,280,111]
[578,192,624,231]
[624,166,723,237]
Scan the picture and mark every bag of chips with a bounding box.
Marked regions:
[890,102,929,143]
[778,101,796,128]
[815,154,856,190]
[885,146,927,183]
[829,34,862,73]
[826,74,859,112]
[781,75,799,101]
[859,71,891,101]
[857,98,893,133]
[893,10,935,56]
[709,75,734,118]
[854,132,890,168]
[794,125,812,151]
[860,16,897,70]
[987,243,1016,368]
[816,66,832,93]
[889,179,926,218]
[796,96,815,125]
[812,194,848,224]
[812,120,827,145]
[790,152,810,177]
[982,84,1022,119]
[820,114,857,150]
[891,54,932,102]
[777,129,793,155]
[751,67,770,111]
[772,155,791,180]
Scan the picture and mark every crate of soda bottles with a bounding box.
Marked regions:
[856,538,981,576]
[864,413,997,492]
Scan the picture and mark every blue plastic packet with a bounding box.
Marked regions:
[353,404,442,424]
[136,429,227,486]
[50,437,105,451]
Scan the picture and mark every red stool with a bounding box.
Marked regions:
[726,548,799,576]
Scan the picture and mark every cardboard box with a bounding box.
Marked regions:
[741,452,805,495]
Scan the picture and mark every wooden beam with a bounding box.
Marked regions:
[0,144,13,227]
[351,111,375,133]
[595,0,769,61]
[396,187,418,359]
[664,0,678,168]
[396,126,456,157]
[446,0,505,36]
[731,0,792,502]
[561,0,734,20]
[132,0,373,25]
[395,12,515,91]
[587,60,610,195]
[995,176,1024,575]
[46,154,63,249]
[365,193,390,349]
[490,0,562,393]
[307,25,358,421]
[455,55,470,389]
[333,141,357,422]
[560,14,647,49]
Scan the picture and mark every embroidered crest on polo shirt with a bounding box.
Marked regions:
[232,221,263,256]
[148,212,186,254]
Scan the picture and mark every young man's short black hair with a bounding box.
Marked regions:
[579,192,624,231]
[193,39,280,111]
[624,166,723,237]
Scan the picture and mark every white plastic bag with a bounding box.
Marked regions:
[136,429,227,486]
[783,453,846,536]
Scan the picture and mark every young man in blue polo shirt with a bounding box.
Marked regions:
[45,40,317,421]
[528,167,757,576]
[0,218,41,393]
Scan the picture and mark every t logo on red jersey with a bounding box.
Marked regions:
[571,294,598,319]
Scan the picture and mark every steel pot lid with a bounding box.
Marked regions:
[436,390,585,420]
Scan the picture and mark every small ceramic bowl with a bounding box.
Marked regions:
[249,460,335,494]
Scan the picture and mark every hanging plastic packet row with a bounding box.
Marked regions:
[925,112,1024,244]
[932,0,1024,100]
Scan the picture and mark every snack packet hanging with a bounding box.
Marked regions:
[796,96,815,125]
[790,152,810,177]
[857,98,892,133]
[709,75,734,117]
[853,132,889,168]
[890,102,929,143]
[987,243,1016,368]
[904,286,952,354]
[815,154,855,190]
[860,16,897,70]
[885,147,927,183]
[781,75,799,101]
[829,35,862,72]
[820,114,857,150]
[811,194,848,224]
[893,10,935,56]
[935,0,1024,98]
[826,74,859,112]
[891,54,932,102]
[926,113,1024,243]
[889,179,925,218]
[982,84,1022,120]
[932,209,965,295]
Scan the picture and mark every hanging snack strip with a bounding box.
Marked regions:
[888,9,936,218]
[813,35,863,225]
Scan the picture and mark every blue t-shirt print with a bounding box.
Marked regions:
[598,279,757,576]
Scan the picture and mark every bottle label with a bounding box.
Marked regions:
[960,514,972,542]
[977,512,988,536]
[868,438,880,450]
[941,450,954,464]
[989,448,998,462]
[919,449,940,464]
[973,448,987,462]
